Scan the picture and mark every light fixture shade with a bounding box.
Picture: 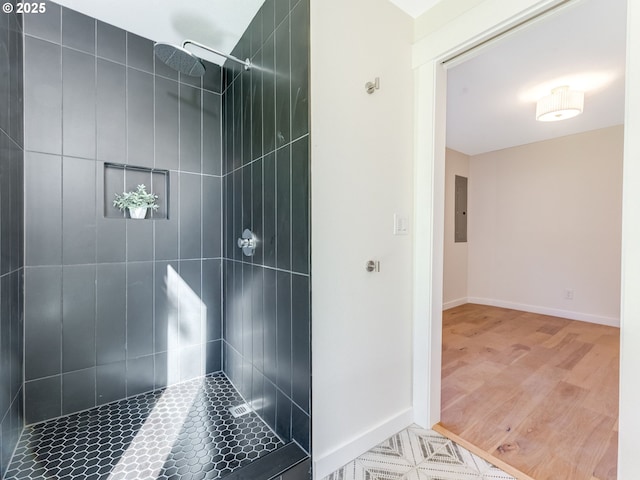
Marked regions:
[536,86,584,122]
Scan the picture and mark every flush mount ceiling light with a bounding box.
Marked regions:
[535,86,584,122]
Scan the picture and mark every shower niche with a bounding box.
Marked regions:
[104,163,169,219]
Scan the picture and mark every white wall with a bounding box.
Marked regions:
[443,148,469,308]
[467,126,623,325]
[310,0,414,477]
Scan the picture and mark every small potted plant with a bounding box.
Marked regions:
[113,184,159,219]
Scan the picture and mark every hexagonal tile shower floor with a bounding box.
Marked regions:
[4,373,283,480]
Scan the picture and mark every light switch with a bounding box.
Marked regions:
[394,214,409,235]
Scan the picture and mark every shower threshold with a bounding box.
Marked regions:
[4,372,283,480]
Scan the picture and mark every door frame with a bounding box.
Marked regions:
[411,0,640,475]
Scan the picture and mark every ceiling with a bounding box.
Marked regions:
[446,0,627,156]
[53,0,265,66]
[53,0,441,66]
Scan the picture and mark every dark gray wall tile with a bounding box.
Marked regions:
[126,262,153,359]
[291,137,308,274]
[251,159,264,265]
[127,68,154,167]
[61,7,95,54]
[127,32,153,73]
[242,162,252,245]
[23,0,61,43]
[203,91,222,176]
[24,36,61,154]
[97,164,126,263]
[291,404,310,453]
[0,276,12,414]
[25,376,61,425]
[290,0,309,140]
[251,367,264,414]
[154,171,179,261]
[263,152,276,267]
[251,50,263,161]
[275,389,291,442]
[202,259,222,341]
[276,145,291,270]
[154,261,178,356]
[179,173,202,259]
[241,263,253,362]
[291,275,309,413]
[263,268,277,384]
[96,361,126,405]
[275,0,289,27]
[62,48,96,158]
[0,17,11,136]
[262,36,276,154]
[180,71,201,89]
[180,345,203,382]
[153,352,168,390]
[24,267,61,380]
[206,340,222,374]
[126,355,154,397]
[202,61,222,94]
[62,265,96,372]
[97,21,125,63]
[275,16,291,147]
[155,76,179,170]
[97,59,126,162]
[62,157,96,264]
[276,271,291,395]
[262,379,276,434]
[178,259,202,348]
[126,217,153,262]
[232,170,242,261]
[96,263,126,365]
[203,176,222,259]
[251,266,264,372]
[232,82,243,171]
[25,152,61,266]
[62,368,95,415]
[241,70,251,165]
[8,13,24,147]
[179,84,202,173]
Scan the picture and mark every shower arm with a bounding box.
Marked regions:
[182,39,251,70]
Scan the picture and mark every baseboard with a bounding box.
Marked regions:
[312,407,413,479]
[467,297,619,327]
[443,297,468,310]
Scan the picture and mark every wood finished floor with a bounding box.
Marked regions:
[440,304,619,480]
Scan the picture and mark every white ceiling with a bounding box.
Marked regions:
[53,0,264,66]
[387,0,444,18]
[446,0,627,156]
[53,0,440,65]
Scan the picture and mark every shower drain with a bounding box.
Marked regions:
[229,403,252,418]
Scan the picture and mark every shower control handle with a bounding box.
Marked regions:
[237,229,257,257]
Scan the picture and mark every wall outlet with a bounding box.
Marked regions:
[564,288,574,300]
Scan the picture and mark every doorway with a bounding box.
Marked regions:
[411,0,640,477]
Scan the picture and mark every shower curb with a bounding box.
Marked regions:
[219,442,309,480]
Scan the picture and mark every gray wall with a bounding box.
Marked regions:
[0,3,24,476]
[22,0,223,424]
[222,0,311,453]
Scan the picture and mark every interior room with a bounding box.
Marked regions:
[4,0,640,479]
[0,0,310,478]
[440,0,625,478]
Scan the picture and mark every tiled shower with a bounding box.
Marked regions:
[0,0,310,478]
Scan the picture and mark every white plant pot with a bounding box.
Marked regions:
[129,207,148,219]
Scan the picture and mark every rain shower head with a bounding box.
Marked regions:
[154,43,205,76]
[154,40,251,76]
